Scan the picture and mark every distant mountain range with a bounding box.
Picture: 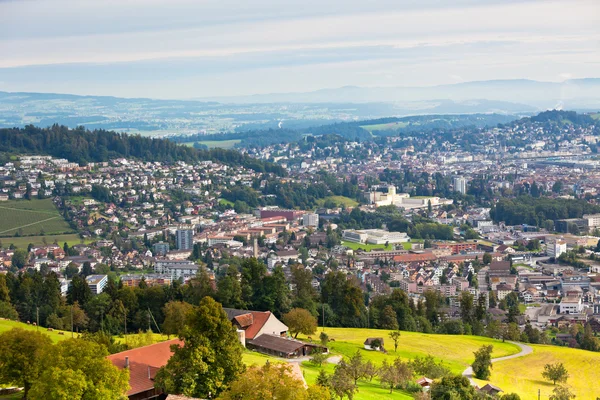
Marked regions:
[200,78,600,110]
[0,78,598,134]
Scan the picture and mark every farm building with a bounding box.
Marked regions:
[363,337,384,351]
[247,334,327,358]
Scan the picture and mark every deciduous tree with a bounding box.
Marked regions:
[542,363,569,385]
[282,308,317,339]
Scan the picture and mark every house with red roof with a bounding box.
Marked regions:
[107,339,182,400]
[224,308,288,343]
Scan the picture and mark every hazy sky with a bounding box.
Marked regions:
[0,0,598,98]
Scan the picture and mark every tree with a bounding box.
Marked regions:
[320,331,329,346]
[363,361,378,382]
[162,301,193,338]
[282,308,317,339]
[216,265,245,309]
[11,248,29,269]
[0,329,53,397]
[331,362,356,400]
[472,345,493,380]
[500,394,522,400]
[379,358,413,393]
[549,385,576,400]
[542,363,569,385]
[310,352,328,367]
[0,301,18,320]
[410,355,450,379]
[67,274,92,306]
[380,305,399,330]
[483,252,492,265]
[430,375,477,400]
[155,297,245,398]
[217,362,309,400]
[29,338,129,399]
[0,274,10,302]
[388,331,401,352]
[64,263,80,279]
[340,351,366,386]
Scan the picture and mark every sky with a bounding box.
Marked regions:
[0,0,598,99]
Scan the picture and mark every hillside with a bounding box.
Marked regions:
[0,125,285,176]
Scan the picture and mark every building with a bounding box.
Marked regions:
[85,274,108,295]
[303,213,319,227]
[560,296,583,314]
[433,241,478,255]
[107,339,182,400]
[342,229,410,245]
[154,260,199,279]
[555,218,587,233]
[584,214,600,230]
[453,177,467,195]
[364,185,409,206]
[260,209,301,222]
[224,308,288,343]
[546,238,567,258]
[363,337,384,351]
[175,226,194,250]
[247,334,326,358]
[153,241,170,256]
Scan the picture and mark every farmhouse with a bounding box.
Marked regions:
[363,337,384,351]
[107,339,182,400]
[247,334,327,358]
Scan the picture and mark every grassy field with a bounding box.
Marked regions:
[342,240,412,251]
[0,319,78,343]
[361,121,409,132]
[300,328,520,375]
[0,233,84,249]
[0,199,72,237]
[591,113,600,120]
[218,198,235,207]
[183,139,241,149]
[475,344,600,400]
[317,195,359,208]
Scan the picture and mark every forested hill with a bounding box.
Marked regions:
[0,125,286,176]
[170,113,518,148]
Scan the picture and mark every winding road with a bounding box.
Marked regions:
[462,341,533,384]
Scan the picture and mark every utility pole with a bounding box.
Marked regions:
[322,303,325,332]
[36,307,39,331]
[71,305,74,338]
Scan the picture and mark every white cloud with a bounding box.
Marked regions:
[0,0,598,97]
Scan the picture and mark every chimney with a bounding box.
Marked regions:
[125,356,129,368]
[148,366,151,379]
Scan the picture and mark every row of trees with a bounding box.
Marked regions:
[0,124,285,175]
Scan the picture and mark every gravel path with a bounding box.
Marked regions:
[462,341,533,384]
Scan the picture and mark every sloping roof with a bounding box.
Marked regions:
[107,339,182,396]
[248,334,310,354]
[233,313,254,328]
[245,311,272,339]
[364,337,384,345]
[480,383,503,394]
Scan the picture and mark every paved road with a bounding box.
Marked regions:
[462,341,533,384]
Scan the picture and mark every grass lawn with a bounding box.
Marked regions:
[342,240,412,252]
[0,199,73,237]
[591,113,600,120]
[218,198,235,207]
[184,139,241,149]
[298,328,520,375]
[0,233,85,249]
[475,344,600,399]
[317,195,359,208]
[0,319,77,343]
[242,350,276,366]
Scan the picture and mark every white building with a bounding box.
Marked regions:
[342,229,410,245]
[154,260,199,279]
[559,296,583,314]
[547,238,567,258]
[176,226,194,250]
[584,214,600,229]
[453,177,467,195]
[303,213,319,227]
[85,275,108,295]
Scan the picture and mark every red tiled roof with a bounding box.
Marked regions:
[233,313,254,328]
[393,253,437,263]
[245,311,271,340]
[107,339,182,396]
